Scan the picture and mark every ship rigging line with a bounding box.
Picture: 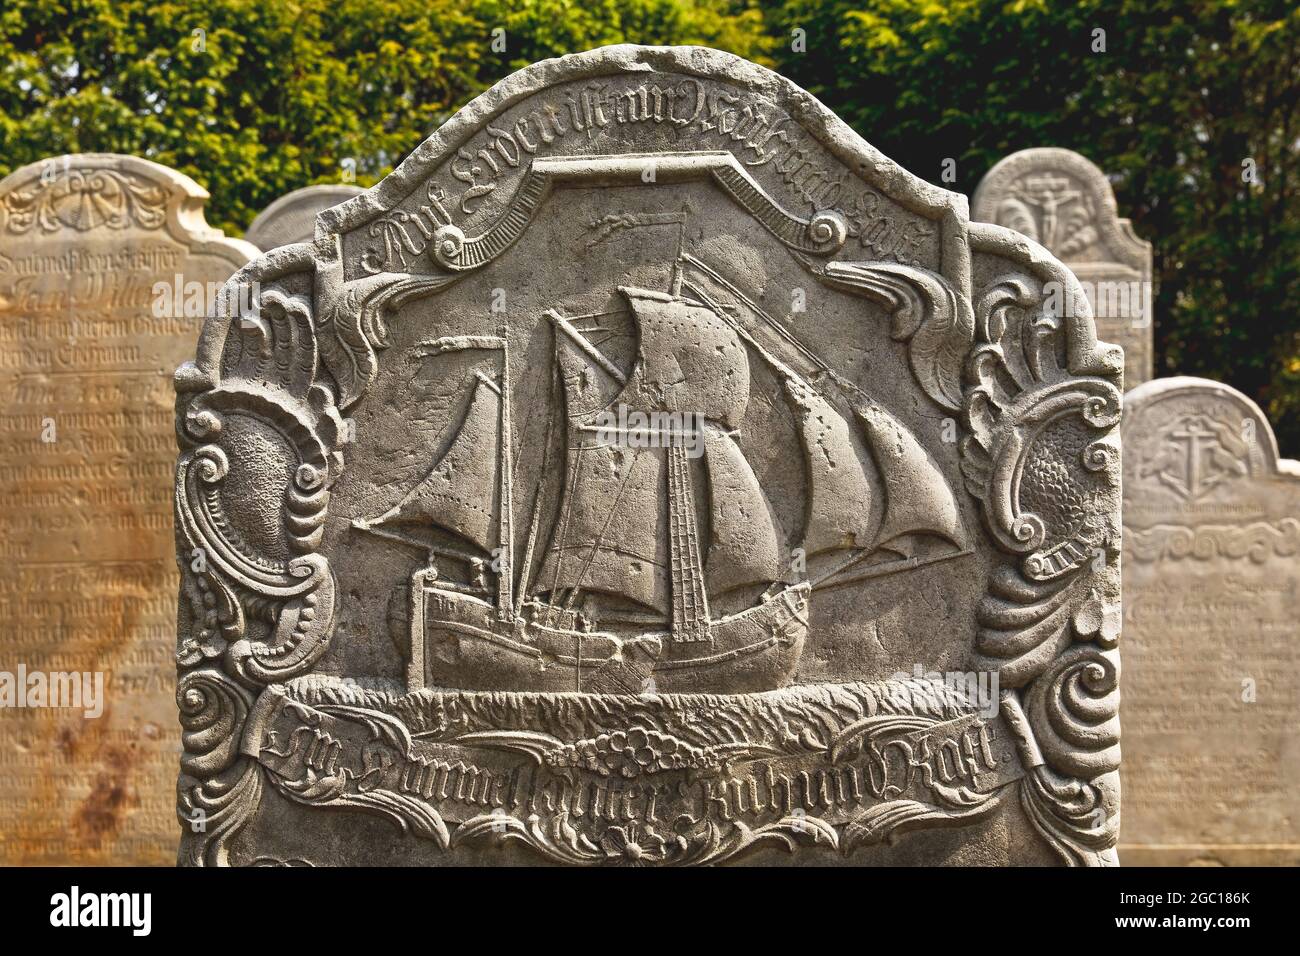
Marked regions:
[680,253,832,375]
[560,446,640,612]
[543,440,584,626]
[514,366,561,617]
[808,546,974,591]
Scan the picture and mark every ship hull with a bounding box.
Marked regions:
[652,581,810,694]
[416,586,661,694]
[415,580,809,695]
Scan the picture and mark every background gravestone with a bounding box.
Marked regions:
[973,148,1154,388]
[244,185,365,252]
[1121,376,1299,866]
[0,154,257,864]
[175,45,1123,867]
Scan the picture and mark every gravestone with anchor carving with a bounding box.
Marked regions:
[1121,377,1299,866]
[173,46,1123,866]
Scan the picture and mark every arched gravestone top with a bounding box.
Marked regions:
[244,184,365,252]
[0,153,256,864]
[174,46,1124,866]
[973,148,1154,387]
[1120,376,1300,866]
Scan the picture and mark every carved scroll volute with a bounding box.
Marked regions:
[173,267,351,864]
[175,278,345,690]
[953,234,1123,865]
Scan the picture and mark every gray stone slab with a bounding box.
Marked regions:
[244,184,365,252]
[173,45,1124,866]
[974,148,1154,387]
[0,154,257,863]
[1120,376,1300,866]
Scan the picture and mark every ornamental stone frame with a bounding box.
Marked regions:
[173,46,1123,867]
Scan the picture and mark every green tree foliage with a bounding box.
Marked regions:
[0,0,769,232]
[768,0,1300,451]
[1,0,1297,449]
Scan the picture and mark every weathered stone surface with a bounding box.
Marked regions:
[174,46,1123,866]
[1120,376,1300,866]
[0,154,257,863]
[244,185,365,252]
[973,148,1153,387]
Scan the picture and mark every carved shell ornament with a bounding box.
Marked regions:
[1,167,169,233]
[173,46,1122,866]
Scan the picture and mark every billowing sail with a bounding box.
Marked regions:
[780,374,883,557]
[702,422,782,592]
[535,314,669,615]
[536,440,669,614]
[616,288,749,430]
[358,372,501,554]
[855,402,966,554]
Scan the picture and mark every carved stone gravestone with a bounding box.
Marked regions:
[244,185,365,252]
[973,148,1153,387]
[175,46,1123,866]
[1121,377,1299,866]
[0,154,257,863]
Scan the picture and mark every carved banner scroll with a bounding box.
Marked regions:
[174,46,1123,866]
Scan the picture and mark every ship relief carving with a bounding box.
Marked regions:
[173,47,1122,866]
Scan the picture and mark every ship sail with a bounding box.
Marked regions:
[675,259,966,568]
[535,442,669,614]
[778,369,883,557]
[535,311,669,615]
[355,371,501,554]
[614,288,749,429]
[535,288,761,615]
[855,402,966,554]
[702,422,783,592]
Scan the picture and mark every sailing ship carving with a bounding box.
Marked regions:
[356,280,969,695]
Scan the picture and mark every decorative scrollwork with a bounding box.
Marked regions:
[822,260,973,412]
[957,249,1123,865]
[1022,644,1120,779]
[176,669,262,867]
[1127,518,1300,564]
[175,372,342,686]
[1,166,168,233]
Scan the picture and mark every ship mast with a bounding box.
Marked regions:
[495,337,514,621]
[667,441,710,643]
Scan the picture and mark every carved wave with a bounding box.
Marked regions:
[1127,518,1300,564]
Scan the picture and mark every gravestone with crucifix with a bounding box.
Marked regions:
[173,46,1123,866]
[973,148,1154,388]
[244,184,366,252]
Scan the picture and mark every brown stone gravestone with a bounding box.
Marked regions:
[1121,376,1299,865]
[174,46,1124,866]
[244,185,365,252]
[0,154,257,864]
[973,148,1154,387]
